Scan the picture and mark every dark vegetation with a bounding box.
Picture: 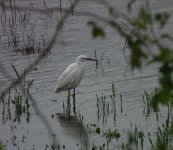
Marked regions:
[0,0,173,149]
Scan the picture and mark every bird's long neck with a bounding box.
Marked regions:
[76,59,81,65]
[77,61,86,67]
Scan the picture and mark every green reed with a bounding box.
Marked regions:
[121,124,144,150]
[142,90,159,121]
[0,140,3,150]
[96,83,121,123]
[11,92,30,122]
[87,123,121,150]
[96,93,110,123]
[148,106,173,150]
[1,65,32,124]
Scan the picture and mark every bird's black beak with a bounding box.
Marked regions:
[84,58,97,61]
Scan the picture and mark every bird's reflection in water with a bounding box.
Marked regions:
[62,95,76,117]
[56,113,89,149]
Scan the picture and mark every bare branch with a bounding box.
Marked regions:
[26,92,59,149]
[0,0,80,100]
[0,1,133,25]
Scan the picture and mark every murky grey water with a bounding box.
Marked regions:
[0,0,173,149]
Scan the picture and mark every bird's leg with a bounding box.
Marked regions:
[67,89,71,116]
[73,88,75,100]
[68,89,70,99]
[73,88,76,115]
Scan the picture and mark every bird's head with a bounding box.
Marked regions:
[76,55,97,65]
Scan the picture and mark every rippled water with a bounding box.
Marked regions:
[0,0,173,150]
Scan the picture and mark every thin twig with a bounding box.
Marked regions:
[26,92,59,149]
[0,0,80,101]
[145,0,162,50]
[0,2,133,25]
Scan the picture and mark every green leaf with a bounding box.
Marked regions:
[159,64,173,90]
[151,61,173,110]
[152,90,172,111]
[96,127,101,134]
[148,47,173,65]
[155,12,170,28]
[0,141,3,150]
[160,47,172,63]
[11,100,16,104]
[92,26,105,38]
[135,7,151,30]
[138,131,144,139]
[128,37,148,69]
[88,21,105,38]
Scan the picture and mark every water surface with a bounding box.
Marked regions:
[0,0,173,149]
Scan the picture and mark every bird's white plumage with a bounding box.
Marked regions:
[54,55,96,93]
[54,62,84,93]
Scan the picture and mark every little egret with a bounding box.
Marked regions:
[54,55,97,110]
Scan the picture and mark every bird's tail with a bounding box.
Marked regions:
[54,85,62,93]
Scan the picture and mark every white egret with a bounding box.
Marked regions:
[54,55,96,101]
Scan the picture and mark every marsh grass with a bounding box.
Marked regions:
[0,0,50,56]
[87,123,121,150]
[121,100,173,150]
[122,125,144,150]
[96,83,122,123]
[13,34,49,55]
[2,79,173,150]
[1,87,31,124]
[94,49,110,73]
[148,106,173,150]
[142,91,152,118]
[1,64,32,123]
[11,92,30,123]
[87,87,173,150]
[1,1,173,149]
[110,83,117,123]
[0,140,3,150]
[96,93,110,123]
[1,90,11,124]
[142,90,159,120]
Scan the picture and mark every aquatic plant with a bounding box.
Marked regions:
[87,123,121,150]
[88,0,173,110]
[1,64,32,124]
[121,125,144,150]
[11,92,30,122]
[96,83,122,123]
[142,89,160,121]
[0,141,3,150]
[1,0,173,150]
[149,107,173,150]
[96,93,110,123]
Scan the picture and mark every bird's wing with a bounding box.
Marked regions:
[54,63,80,92]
